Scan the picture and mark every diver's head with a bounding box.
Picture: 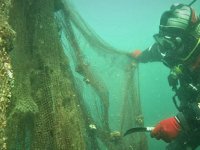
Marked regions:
[159,3,198,34]
[155,3,199,63]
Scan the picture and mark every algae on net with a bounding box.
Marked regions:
[0,0,15,149]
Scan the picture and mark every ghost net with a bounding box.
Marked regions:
[2,0,148,149]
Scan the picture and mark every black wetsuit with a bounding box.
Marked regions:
[137,41,200,150]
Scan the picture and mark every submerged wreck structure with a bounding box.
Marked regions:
[0,0,148,149]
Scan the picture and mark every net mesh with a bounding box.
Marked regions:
[2,0,148,149]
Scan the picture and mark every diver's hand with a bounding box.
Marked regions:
[130,49,142,60]
[151,117,180,143]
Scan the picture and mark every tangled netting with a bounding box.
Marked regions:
[55,1,147,149]
[1,0,148,149]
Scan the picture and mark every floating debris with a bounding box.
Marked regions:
[89,124,97,130]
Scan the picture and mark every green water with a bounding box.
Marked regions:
[72,0,200,149]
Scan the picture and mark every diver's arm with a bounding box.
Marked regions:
[132,43,162,63]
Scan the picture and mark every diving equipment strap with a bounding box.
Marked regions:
[188,0,198,6]
[180,38,200,62]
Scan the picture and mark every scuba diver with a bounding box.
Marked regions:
[131,2,200,150]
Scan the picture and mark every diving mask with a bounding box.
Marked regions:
[154,33,184,58]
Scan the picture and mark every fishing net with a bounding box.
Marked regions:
[0,0,15,149]
[0,0,147,149]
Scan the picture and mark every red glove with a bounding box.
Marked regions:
[151,117,181,143]
[130,50,142,59]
